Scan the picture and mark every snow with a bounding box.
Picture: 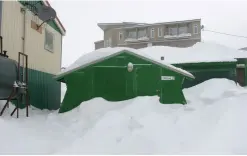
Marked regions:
[125,38,138,42]
[139,41,247,64]
[138,36,149,41]
[56,42,247,80]
[164,33,192,39]
[55,47,194,80]
[1,78,247,154]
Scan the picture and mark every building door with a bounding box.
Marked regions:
[134,65,160,96]
[94,67,127,101]
[236,68,245,86]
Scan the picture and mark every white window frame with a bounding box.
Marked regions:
[150,28,155,38]
[158,28,163,37]
[119,32,123,40]
[44,29,54,52]
[193,24,198,34]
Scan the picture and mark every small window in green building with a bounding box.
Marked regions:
[45,29,54,52]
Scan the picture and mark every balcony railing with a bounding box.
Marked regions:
[164,33,192,39]
[125,36,150,42]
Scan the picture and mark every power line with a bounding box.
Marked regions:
[202,29,247,39]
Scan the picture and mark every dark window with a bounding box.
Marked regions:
[44,29,54,52]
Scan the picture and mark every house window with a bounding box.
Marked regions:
[104,38,112,47]
[158,28,163,37]
[179,26,188,34]
[128,30,137,38]
[119,32,123,40]
[150,28,155,38]
[138,29,147,38]
[169,27,177,36]
[44,29,54,52]
[193,24,198,34]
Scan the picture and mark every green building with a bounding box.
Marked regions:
[55,48,195,113]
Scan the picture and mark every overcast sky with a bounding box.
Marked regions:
[49,0,247,67]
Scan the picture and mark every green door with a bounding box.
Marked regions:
[94,67,127,101]
[134,65,160,96]
[159,75,186,104]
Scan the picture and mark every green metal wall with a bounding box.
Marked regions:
[59,52,189,113]
[174,61,237,88]
[13,68,61,110]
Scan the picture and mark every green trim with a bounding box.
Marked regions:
[18,0,62,35]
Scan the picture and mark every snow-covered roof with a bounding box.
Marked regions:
[55,47,195,80]
[139,42,247,64]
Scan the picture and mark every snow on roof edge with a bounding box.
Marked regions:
[126,51,195,79]
[171,59,237,65]
[54,48,194,80]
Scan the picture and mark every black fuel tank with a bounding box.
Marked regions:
[0,56,18,100]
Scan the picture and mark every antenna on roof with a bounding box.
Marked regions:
[36,5,57,30]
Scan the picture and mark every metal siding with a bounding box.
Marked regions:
[13,68,61,110]
[0,1,2,35]
[59,52,188,113]
[18,1,62,35]
[1,1,62,75]
[28,68,61,110]
[25,9,62,74]
[2,1,62,110]
[1,1,23,61]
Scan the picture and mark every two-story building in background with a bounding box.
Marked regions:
[94,19,201,50]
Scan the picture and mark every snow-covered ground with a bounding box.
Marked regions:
[1,78,247,154]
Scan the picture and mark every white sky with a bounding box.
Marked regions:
[49,0,247,67]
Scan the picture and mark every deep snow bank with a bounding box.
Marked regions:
[1,78,247,154]
[139,41,247,64]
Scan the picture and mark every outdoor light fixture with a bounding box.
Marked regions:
[127,62,134,72]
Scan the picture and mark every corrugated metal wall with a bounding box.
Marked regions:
[13,67,61,110]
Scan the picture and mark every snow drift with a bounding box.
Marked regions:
[139,41,247,64]
[1,78,247,154]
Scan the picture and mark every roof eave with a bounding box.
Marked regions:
[43,0,66,36]
[54,49,195,81]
